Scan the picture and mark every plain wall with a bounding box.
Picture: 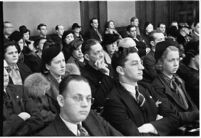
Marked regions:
[3,2,81,36]
[107,1,136,27]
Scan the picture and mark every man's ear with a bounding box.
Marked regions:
[84,54,90,61]
[57,95,64,107]
[45,64,50,71]
[116,66,125,76]
[150,41,155,47]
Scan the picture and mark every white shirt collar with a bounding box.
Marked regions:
[60,115,80,136]
[120,82,137,99]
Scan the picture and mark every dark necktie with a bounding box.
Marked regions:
[170,77,189,109]
[77,124,89,136]
[135,86,146,107]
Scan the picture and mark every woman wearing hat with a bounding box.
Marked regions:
[62,30,75,61]
[152,40,199,135]
[41,43,66,101]
[67,39,85,69]
[104,20,122,38]
[102,33,120,59]
[4,41,32,85]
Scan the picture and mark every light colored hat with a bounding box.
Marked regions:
[118,37,137,49]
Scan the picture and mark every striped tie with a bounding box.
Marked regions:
[135,86,146,107]
[77,124,89,136]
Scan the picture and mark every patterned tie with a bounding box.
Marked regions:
[7,66,22,85]
[170,77,189,109]
[135,86,146,107]
[77,124,89,136]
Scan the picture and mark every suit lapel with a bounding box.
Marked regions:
[82,112,103,136]
[158,76,186,109]
[116,84,145,123]
[54,116,75,136]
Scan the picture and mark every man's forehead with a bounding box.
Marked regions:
[90,43,102,51]
[126,53,140,62]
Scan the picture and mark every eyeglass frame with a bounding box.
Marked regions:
[65,94,95,104]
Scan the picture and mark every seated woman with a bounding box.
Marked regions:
[4,41,32,85]
[152,40,199,135]
[104,20,122,38]
[3,60,44,136]
[177,41,199,108]
[24,73,59,127]
[62,30,75,61]
[41,43,66,101]
[67,38,85,69]
[9,31,25,64]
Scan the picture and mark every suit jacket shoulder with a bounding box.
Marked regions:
[37,116,75,136]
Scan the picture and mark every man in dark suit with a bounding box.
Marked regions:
[85,18,103,42]
[102,44,180,136]
[37,75,122,136]
[142,30,165,83]
[80,39,114,112]
[51,25,64,45]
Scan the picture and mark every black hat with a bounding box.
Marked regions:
[41,45,61,74]
[155,39,179,62]
[102,33,119,46]
[19,25,30,34]
[9,31,23,42]
[42,45,61,64]
[72,23,81,30]
[62,30,74,39]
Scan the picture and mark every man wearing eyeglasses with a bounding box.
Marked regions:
[102,40,180,136]
[37,75,122,136]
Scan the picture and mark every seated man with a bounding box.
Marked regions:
[37,75,122,136]
[3,60,44,136]
[51,25,64,45]
[80,39,115,112]
[102,43,180,136]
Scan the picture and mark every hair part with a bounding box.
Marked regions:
[112,47,138,76]
[59,75,89,96]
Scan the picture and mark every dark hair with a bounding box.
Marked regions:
[59,74,89,96]
[55,25,59,30]
[130,17,138,22]
[183,41,199,66]
[34,38,47,49]
[157,22,165,27]
[37,23,47,30]
[90,17,98,24]
[149,30,163,41]
[3,21,12,28]
[43,39,57,50]
[112,47,138,75]
[4,41,20,55]
[126,25,136,32]
[69,39,83,55]
[62,30,74,45]
[167,26,179,37]
[19,25,30,35]
[82,39,99,54]
[105,20,115,29]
